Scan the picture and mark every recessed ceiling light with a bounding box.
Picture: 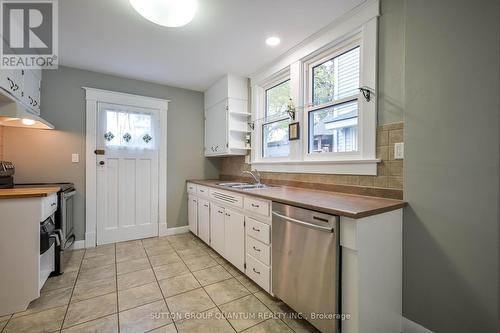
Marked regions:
[266,36,281,47]
[21,118,35,126]
[129,0,198,28]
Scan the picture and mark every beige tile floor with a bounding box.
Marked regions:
[0,232,319,333]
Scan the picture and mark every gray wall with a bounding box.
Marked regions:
[377,0,405,125]
[403,0,499,332]
[4,66,220,240]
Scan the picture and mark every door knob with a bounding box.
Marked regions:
[99,161,105,166]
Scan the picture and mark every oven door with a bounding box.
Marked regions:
[61,190,76,249]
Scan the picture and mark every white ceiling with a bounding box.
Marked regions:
[60,0,363,91]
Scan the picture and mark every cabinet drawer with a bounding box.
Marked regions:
[246,217,270,245]
[244,197,270,217]
[246,254,270,292]
[187,183,197,194]
[197,185,210,197]
[246,236,270,266]
[41,193,57,221]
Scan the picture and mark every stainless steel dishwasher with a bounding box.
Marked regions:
[272,202,340,333]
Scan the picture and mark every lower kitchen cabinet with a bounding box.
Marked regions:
[224,209,245,271]
[188,195,198,235]
[198,198,210,244]
[210,203,225,254]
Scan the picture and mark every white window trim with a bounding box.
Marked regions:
[250,0,380,175]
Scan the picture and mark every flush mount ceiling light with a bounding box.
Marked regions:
[266,36,281,47]
[129,0,198,27]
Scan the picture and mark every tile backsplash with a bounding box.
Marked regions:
[220,122,404,199]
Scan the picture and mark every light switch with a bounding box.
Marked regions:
[394,143,404,160]
[72,153,80,163]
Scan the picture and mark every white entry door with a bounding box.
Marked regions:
[96,102,160,245]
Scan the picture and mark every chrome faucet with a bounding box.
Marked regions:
[243,170,262,185]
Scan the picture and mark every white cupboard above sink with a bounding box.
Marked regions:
[204,74,250,156]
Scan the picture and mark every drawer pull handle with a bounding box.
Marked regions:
[204,204,209,208]
[252,227,260,232]
[252,246,261,252]
[51,203,56,207]
[252,268,261,275]
[251,203,260,208]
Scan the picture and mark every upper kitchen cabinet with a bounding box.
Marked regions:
[204,74,250,156]
[0,68,42,115]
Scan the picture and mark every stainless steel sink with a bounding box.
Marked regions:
[217,182,271,190]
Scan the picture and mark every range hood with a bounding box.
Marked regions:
[0,90,54,130]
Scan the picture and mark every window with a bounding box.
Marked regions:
[104,110,155,149]
[308,46,360,154]
[262,80,291,158]
[250,9,378,175]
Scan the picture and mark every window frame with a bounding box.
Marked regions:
[250,6,379,175]
[303,37,363,161]
[261,79,292,159]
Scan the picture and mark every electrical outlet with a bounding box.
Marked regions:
[394,143,404,160]
[72,153,79,163]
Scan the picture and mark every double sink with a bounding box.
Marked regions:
[217,182,271,190]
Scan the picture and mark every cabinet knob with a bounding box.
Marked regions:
[99,161,105,166]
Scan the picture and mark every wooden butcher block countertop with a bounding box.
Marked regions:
[190,180,406,219]
[0,187,60,199]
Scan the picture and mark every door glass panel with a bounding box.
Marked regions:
[104,110,155,149]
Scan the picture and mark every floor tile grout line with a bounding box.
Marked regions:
[59,246,87,332]
[143,240,179,332]
[114,244,121,333]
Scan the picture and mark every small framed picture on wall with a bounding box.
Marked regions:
[289,122,300,141]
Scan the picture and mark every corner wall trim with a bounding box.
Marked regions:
[403,318,434,333]
[72,240,86,250]
[162,226,190,236]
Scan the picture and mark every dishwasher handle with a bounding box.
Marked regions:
[272,211,335,233]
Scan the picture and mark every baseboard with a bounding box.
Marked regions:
[72,240,86,250]
[162,226,190,236]
[403,318,434,333]
[84,232,96,248]
[159,223,169,237]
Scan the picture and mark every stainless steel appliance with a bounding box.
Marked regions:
[1,161,76,275]
[272,202,340,333]
[16,183,76,275]
[0,161,14,188]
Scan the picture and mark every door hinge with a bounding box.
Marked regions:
[244,263,246,269]
[244,221,246,227]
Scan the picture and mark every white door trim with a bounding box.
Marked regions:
[84,87,170,248]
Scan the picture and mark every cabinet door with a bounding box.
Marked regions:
[197,199,210,244]
[224,209,245,271]
[188,195,198,235]
[0,69,23,100]
[205,99,228,156]
[210,203,225,254]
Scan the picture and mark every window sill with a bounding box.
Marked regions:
[250,159,380,175]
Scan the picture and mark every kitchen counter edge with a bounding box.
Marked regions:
[188,179,406,219]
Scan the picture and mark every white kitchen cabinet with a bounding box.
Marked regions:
[0,69,23,100]
[210,203,225,254]
[0,68,41,115]
[204,74,250,156]
[22,69,41,114]
[197,198,210,244]
[188,195,198,235]
[205,99,228,155]
[224,208,245,271]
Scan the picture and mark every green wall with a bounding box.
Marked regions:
[403,0,499,332]
[4,66,220,239]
